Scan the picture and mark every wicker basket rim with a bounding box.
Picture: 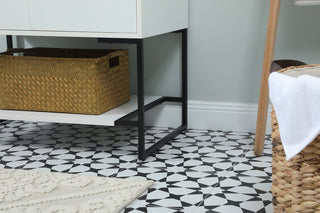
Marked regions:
[0,48,128,61]
[277,64,320,73]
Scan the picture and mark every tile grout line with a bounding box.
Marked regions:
[196,137,254,208]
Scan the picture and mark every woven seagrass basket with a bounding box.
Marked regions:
[271,64,320,213]
[0,48,130,115]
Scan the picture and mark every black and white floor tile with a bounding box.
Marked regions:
[0,120,273,213]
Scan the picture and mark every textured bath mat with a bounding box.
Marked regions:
[0,168,153,213]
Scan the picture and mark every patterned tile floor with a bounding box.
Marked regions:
[0,120,273,213]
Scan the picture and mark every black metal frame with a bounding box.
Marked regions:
[5,29,188,160]
[6,35,13,49]
[99,29,188,160]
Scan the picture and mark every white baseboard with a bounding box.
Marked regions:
[145,100,272,133]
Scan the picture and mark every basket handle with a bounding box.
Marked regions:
[96,50,123,69]
[108,51,123,69]
[109,55,119,69]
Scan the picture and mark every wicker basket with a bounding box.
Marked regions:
[271,65,320,213]
[0,48,130,115]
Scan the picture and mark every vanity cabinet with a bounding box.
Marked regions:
[0,0,188,38]
[0,0,188,160]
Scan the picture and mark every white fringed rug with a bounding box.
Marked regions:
[0,168,153,213]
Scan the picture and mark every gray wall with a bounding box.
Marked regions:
[1,0,320,104]
[0,36,6,51]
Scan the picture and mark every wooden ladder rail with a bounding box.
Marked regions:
[254,0,281,155]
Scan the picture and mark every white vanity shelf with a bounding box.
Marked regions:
[0,0,188,160]
[0,96,159,126]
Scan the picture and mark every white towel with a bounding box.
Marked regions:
[269,66,320,160]
[294,0,320,6]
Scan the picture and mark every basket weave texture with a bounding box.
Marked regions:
[271,65,320,213]
[0,48,130,115]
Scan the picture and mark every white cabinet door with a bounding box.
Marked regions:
[28,0,137,33]
[0,0,29,30]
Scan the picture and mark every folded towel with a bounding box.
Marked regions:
[294,0,320,6]
[269,65,320,160]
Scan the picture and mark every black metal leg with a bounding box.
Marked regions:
[6,35,13,49]
[99,29,188,160]
[137,39,146,160]
[182,29,188,127]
